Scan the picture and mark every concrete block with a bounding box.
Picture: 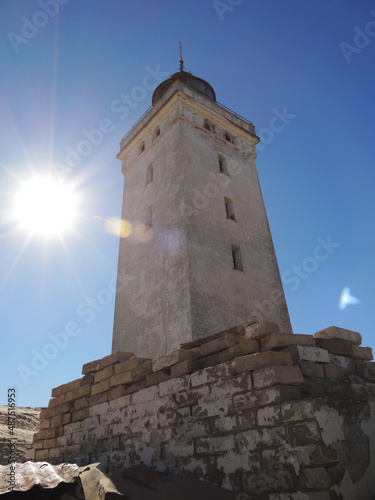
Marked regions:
[281,345,330,364]
[152,350,196,372]
[315,338,354,357]
[352,345,373,360]
[146,370,170,387]
[91,379,110,396]
[114,357,150,374]
[88,392,108,406]
[234,351,293,374]
[219,339,260,363]
[261,333,315,351]
[82,359,100,375]
[199,334,242,358]
[72,407,90,423]
[171,359,198,378]
[253,366,304,389]
[299,360,325,378]
[110,360,152,387]
[99,351,134,369]
[314,326,362,345]
[94,365,113,384]
[245,321,279,340]
[51,378,81,397]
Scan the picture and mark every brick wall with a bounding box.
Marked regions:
[33,322,375,499]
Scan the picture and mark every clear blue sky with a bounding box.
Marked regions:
[1,0,374,407]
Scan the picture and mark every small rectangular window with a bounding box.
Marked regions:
[224,197,236,221]
[146,163,153,184]
[154,126,160,139]
[139,141,145,154]
[218,154,229,176]
[232,245,244,271]
[145,205,152,228]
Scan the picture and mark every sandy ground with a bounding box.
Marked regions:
[0,405,43,465]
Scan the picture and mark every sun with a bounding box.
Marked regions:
[14,177,77,235]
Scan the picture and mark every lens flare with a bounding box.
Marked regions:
[339,287,360,310]
[105,217,133,238]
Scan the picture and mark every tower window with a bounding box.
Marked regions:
[224,197,236,221]
[154,126,160,139]
[139,141,145,154]
[204,119,213,132]
[146,163,153,185]
[218,155,229,176]
[225,131,233,143]
[145,205,152,229]
[232,245,244,271]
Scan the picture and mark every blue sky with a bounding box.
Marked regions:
[0,0,374,407]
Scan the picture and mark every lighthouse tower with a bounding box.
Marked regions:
[112,55,291,359]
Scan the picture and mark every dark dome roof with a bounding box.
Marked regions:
[152,71,216,106]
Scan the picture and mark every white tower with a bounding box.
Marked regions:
[112,59,292,359]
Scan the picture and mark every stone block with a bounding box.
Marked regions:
[107,385,129,401]
[91,379,110,396]
[99,351,134,369]
[171,359,198,378]
[233,385,300,411]
[158,376,190,397]
[50,412,70,428]
[234,351,293,374]
[51,378,81,397]
[323,364,346,380]
[245,321,279,340]
[315,338,354,357]
[33,439,44,450]
[299,360,325,378]
[253,366,304,389]
[72,407,90,422]
[198,334,242,358]
[281,400,317,423]
[73,397,89,411]
[39,420,50,429]
[152,350,196,372]
[88,392,108,406]
[195,435,235,454]
[43,438,57,449]
[54,402,72,415]
[281,345,329,363]
[123,381,146,395]
[198,353,221,369]
[299,467,331,490]
[48,394,65,409]
[110,360,152,387]
[39,407,56,420]
[114,357,150,374]
[94,365,113,384]
[146,370,170,387]
[352,345,373,360]
[132,385,159,404]
[355,360,375,382]
[219,339,260,363]
[80,373,95,385]
[82,358,100,375]
[261,333,315,351]
[328,353,356,372]
[314,326,362,345]
[64,383,91,403]
[257,405,281,427]
[35,449,49,461]
[34,428,57,441]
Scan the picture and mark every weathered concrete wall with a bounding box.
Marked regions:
[113,77,291,359]
[34,323,375,499]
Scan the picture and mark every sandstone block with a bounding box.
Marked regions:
[43,438,57,449]
[99,351,134,369]
[88,392,108,406]
[315,338,354,357]
[72,407,90,423]
[299,360,325,378]
[35,449,49,461]
[107,385,129,401]
[82,358,100,375]
[253,366,304,389]
[73,397,89,411]
[199,334,242,358]
[80,373,95,385]
[281,345,329,364]
[245,321,279,340]
[152,350,196,372]
[114,357,150,374]
[219,339,260,363]
[198,353,221,369]
[123,380,146,395]
[33,428,57,441]
[48,394,65,409]
[91,378,110,396]
[110,360,152,387]
[261,333,315,351]
[323,364,346,380]
[64,383,91,403]
[50,412,70,428]
[132,385,159,404]
[94,365,113,384]
[33,439,44,450]
[233,385,300,411]
[234,351,293,374]
[352,345,373,360]
[146,370,170,387]
[51,378,81,397]
[171,359,198,378]
[314,326,362,345]
[39,407,56,420]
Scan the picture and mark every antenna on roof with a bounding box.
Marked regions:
[179,41,184,72]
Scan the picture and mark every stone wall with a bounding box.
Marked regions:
[33,322,375,499]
